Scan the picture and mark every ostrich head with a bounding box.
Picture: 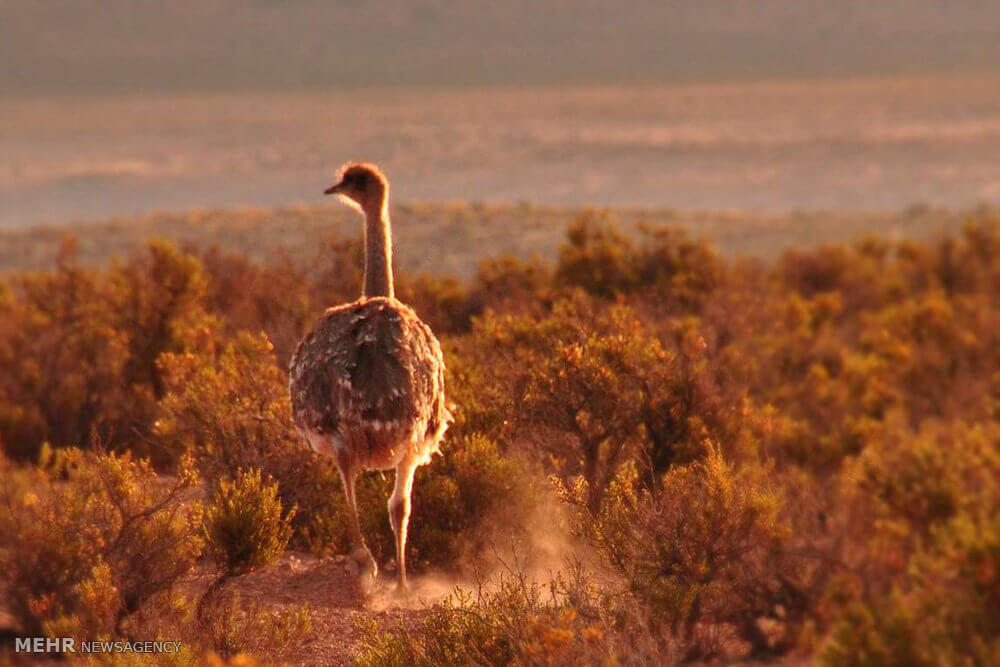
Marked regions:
[325,162,389,218]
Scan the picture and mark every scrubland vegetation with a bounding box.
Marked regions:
[2,209,1000,664]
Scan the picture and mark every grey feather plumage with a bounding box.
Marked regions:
[289,296,450,469]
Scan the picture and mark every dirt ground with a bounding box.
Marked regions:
[0,552,445,667]
[225,552,442,666]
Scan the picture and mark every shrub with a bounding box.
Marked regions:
[558,446,825,660]
[453,295,649,509]
[199,247,313,367]
[0,448,203,637]
[859,292,999,422]
[157,332,345,554]
[397,274,477,335]
[555,214,639,298]
[406,435,541,571]
[0,245,129,460]
[6,213,1000,663]
[198,466,307,661]
[555,215,723,311]
[354,566,626,667]
[634,223,724,312]
[453,293,733,510]
[313,434,543,574]
[203,468,295,579]
[822,503,1000,667]
[157,332,298,478]
[0,240,213,465]
[199,589,312,661]
[470,255,552,317]
[110,239,212,400]
[157,330,536,573]
[822,421,1000,665]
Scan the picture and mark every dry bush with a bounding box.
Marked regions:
[198,588,311,661]
[555,214,723,312]
[4,213,1000,663]
[157,331,347,554]
[452,292,736,510]
[354,565,640,667]
[556,214,640,298]
[314,434,543,574]
[198,247,314,367]
[0,449,308,665]
[859,291,1000,422]
[196,468,308,662]
[157,331,296,477]
[0,448,203,637]
[0,240,213,465]
[110,240,213,400]
[723,291,868,471]
[557,446,828,661]
[470,255,553,317]
[397,274,477,336]
[0,244,130,460]
[821,421,1000,665]
[406,435,542,572]
[634,223,724,313]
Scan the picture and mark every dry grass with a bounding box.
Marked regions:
[0,202,988,278]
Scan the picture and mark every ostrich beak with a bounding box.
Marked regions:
[324,180,345,195]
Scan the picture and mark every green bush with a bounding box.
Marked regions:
[204,468,295,578]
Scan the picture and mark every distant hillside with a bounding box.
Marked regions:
[0,202,988,278]
[3,1,1000,94]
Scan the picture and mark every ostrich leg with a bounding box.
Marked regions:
[389,453,419,592]
[334,450,377,594]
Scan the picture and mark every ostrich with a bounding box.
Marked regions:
[289,162,451,594]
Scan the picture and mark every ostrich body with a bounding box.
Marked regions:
[289,163,451,593]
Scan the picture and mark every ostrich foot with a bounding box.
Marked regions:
[392,578,410,600]
[347,546,378,597]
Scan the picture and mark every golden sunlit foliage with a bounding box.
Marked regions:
[2,212,1000,663]
[204,468,295,579]
[0,449,203,638]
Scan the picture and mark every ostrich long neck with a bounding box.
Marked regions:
[362,199,394,298]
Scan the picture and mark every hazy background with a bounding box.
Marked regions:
[2,1,1000,227]
[5,1,1000,92]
